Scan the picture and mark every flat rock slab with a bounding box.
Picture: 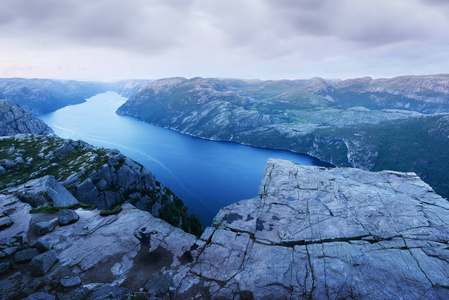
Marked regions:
[0,216,13,230]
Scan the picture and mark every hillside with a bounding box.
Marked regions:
[116,75,449,198]
[0,78,110,115]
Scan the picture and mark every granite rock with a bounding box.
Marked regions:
[9,175,78,208]
[30,250,58,276]
[14,248,40,263]
[35,221,55,236]
[58,209,79,226]
[0,99,53,136]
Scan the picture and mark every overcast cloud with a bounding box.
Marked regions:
[0,0,448,80]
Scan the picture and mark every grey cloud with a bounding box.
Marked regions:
[0,0,192,53]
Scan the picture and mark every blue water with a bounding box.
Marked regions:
[40,92,328,226]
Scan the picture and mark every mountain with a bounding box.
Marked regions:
[2,159,449,299]
[0,78,110,115]
[116,75,449,198]
[0,99,53,136]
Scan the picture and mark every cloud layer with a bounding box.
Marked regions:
[1,0,448,80]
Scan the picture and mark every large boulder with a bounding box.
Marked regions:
[58,209,79,226]
[29,250,58,276]
[14,248,40,263]
[10,175,78,208]
[60,276,82,288]
[32,238,51,253]
[35,221,55,235]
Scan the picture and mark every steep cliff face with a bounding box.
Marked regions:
[0,134,201,236]
[0,99,53,136]
[2,159,449,299]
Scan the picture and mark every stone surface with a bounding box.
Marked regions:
[0,261,10,274]
[0,215,13,230]
[30,250,58,276]
[14,248,40,263]
[85,284,130,300]
[0,195,32,241]
[144,274,172,297]
[58,209,79,226]
[35,221,55,235]
[2,158,449,299]
[9,175,78,208]
[60,276,81,288]
[23,292,56,300]
[175,159,449,299]
[32,238,51,253]
[0,99,53,136]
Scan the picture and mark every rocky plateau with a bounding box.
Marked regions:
[2,158,449,299]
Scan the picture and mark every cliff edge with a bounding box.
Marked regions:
[0,99,53,136]
[2,159,449,299]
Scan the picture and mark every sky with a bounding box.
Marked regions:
[1,0,448,81]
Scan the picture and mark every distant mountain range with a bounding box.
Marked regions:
[116,75,449,198]
[1,75,448,198]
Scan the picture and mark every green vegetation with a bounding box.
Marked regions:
[159,188,202,237]
[100,205,122,216]
[29,202,96,213]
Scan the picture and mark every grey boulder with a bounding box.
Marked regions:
[58,209,79,226]
[14,248,40,263]
[11,175,78,208]
[30,249,58,276]
[32,238,51,253]
[60,276,82,288]
[35,221,55,235]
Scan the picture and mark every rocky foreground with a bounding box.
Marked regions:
[1,158,449,299]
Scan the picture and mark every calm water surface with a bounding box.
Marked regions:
[40,92,328,226]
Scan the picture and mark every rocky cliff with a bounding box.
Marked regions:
[116,75,449,199]
[2,159,449,299]
[0,134,201,236]
[0,99,53,136]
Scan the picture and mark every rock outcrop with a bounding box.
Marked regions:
[0,134,201,235]
[2,158,449,299]
[0,99,53,136]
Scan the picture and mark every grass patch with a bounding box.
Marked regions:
[100,205,122,216]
